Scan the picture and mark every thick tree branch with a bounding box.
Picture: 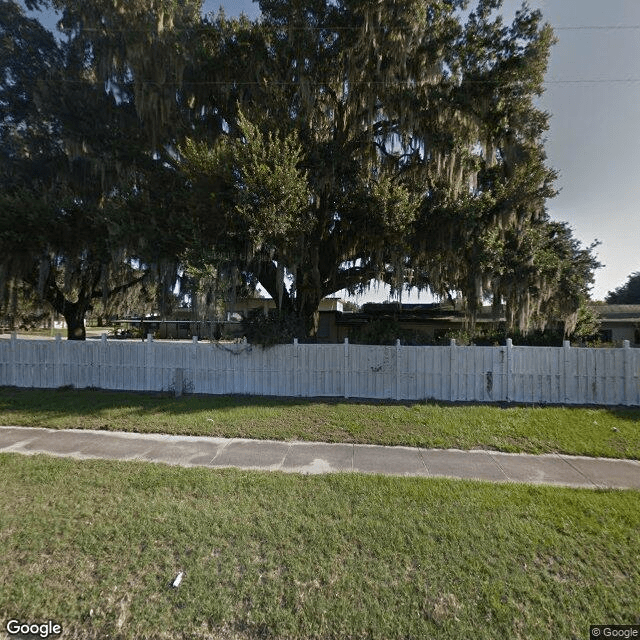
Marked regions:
[92,273,148,301]
[322,263,382,297]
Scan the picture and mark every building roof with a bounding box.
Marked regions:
[338,302,507,326]
[588,304,640,321]
[340,302,640,327]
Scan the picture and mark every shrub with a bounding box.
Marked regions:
[242,309,306,347]
[438,326,566,347]
[350,318,435,345]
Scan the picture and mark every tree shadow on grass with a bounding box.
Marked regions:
[1,386,640,418]
[0,387,639,458]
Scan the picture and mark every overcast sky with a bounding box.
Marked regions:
[31,0,640,302]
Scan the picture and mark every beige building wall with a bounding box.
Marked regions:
[600,323,639,345]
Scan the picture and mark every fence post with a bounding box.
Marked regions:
[293,338,299,397]
[99,333,107,389]
[54,333,62,388]
[623,340,632,406]
[449,339,456,402]
[10,332,17,388]
[344,337,349,399]
[145,333,153,392]
[395,338,401,401]
[101,333,108,389]
[242,337,248,395]
[191,336,198,393]
[563,340,571,404]
[505,338,512,403]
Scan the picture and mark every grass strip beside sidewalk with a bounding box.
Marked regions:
[0,387,639,459]
[1,454,638,640]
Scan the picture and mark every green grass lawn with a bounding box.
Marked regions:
[1,454,638,640]
[1,387,639,459]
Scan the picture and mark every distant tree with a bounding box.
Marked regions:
[0,281,49,332]
[606,272,640,304]
[0,193,153,338]
[180,262,259,323]
[342,300,360,313]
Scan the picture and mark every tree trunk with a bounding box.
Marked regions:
[299,297,320,338]
[253,254,325,338]
[62,302,87,340]
[296,272,322,338]
[291,242,324,338]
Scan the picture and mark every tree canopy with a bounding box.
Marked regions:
[180,0,597,334]
[0,0,601,338]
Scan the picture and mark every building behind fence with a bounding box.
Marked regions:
[0,335,639,406]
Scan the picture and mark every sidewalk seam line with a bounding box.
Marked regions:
[280,441,294,469]
[417,448,430,476]
[557,454,602,489]
[486,451,510,481]
[209,438,233,464]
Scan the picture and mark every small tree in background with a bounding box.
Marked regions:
[569,300,602,343]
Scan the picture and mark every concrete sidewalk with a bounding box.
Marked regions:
[0,426,639,489]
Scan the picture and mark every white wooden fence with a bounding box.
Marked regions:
[0,334,639,405]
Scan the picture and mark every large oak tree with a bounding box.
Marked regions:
[178,0,598,336]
